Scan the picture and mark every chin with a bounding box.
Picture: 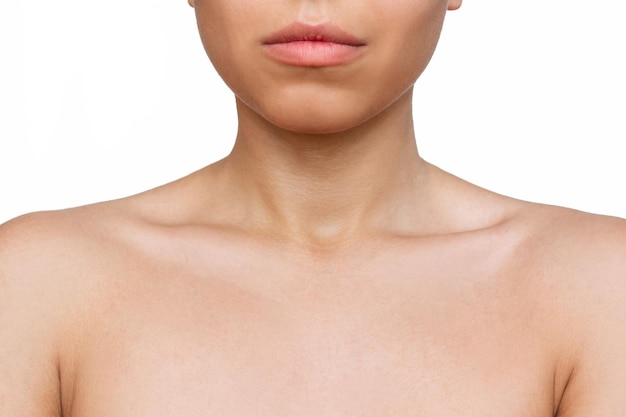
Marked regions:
[241,87,384,136]
[271,111,366,135]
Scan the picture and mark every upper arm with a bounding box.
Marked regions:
[0,215,63,417]
[555,217,626,416]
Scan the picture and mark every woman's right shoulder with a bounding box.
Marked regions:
[0,213,66,416]
[1,209,92,297]
[0,201,143,289]
[0,209,87,414]
[1,209,85,269]
[0,207,117,417]
[1,204,113,260]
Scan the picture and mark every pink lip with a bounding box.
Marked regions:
[261,22,367,67]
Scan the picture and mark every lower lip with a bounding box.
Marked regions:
[262,41,365,67]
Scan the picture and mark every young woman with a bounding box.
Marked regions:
[1,0,625,416]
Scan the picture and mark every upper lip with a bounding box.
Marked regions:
[262,22,366,46]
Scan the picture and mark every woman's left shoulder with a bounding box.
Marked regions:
[519,207,626,416]
[541,205,625,266]
[514,202,626,273]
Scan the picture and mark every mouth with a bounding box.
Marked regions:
[261,22,367,67]
[262,22,367,47]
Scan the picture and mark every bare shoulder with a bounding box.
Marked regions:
[0,211,77,417]
[0,209,91,329]
[514,204,626,416]
[0,201,137,279]
[0,197,157,304]
[522,204,626,293]
[521,204,626,270]
[0,168,226,317]
[559,212,626,417]
[0,201,144,417]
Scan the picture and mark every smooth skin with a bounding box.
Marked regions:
[2,0,626,416]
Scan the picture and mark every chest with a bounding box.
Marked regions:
[65,268,556,417]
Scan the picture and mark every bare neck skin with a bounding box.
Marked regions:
[214,88,431,246]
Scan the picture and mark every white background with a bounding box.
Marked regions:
[1,0,625,224]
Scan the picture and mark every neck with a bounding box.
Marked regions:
[218,89,429,246]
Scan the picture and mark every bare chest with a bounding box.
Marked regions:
[65,264,556,417]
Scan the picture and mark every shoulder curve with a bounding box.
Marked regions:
[1,210,71,268]
[541,205,625,260]
[532,210,626,415]
[0,209,89,300]
[0,211,82,417]
[486,204,626,415]
[1,208,99,262]
[512,204,626,290]
[0,203,137,293]
[511,201,626,246]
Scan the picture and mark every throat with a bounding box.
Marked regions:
[209,92,429,243]
[215,140,428,245]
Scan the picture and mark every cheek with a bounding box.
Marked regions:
[371,0,448,82]
[193,1,261,87]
